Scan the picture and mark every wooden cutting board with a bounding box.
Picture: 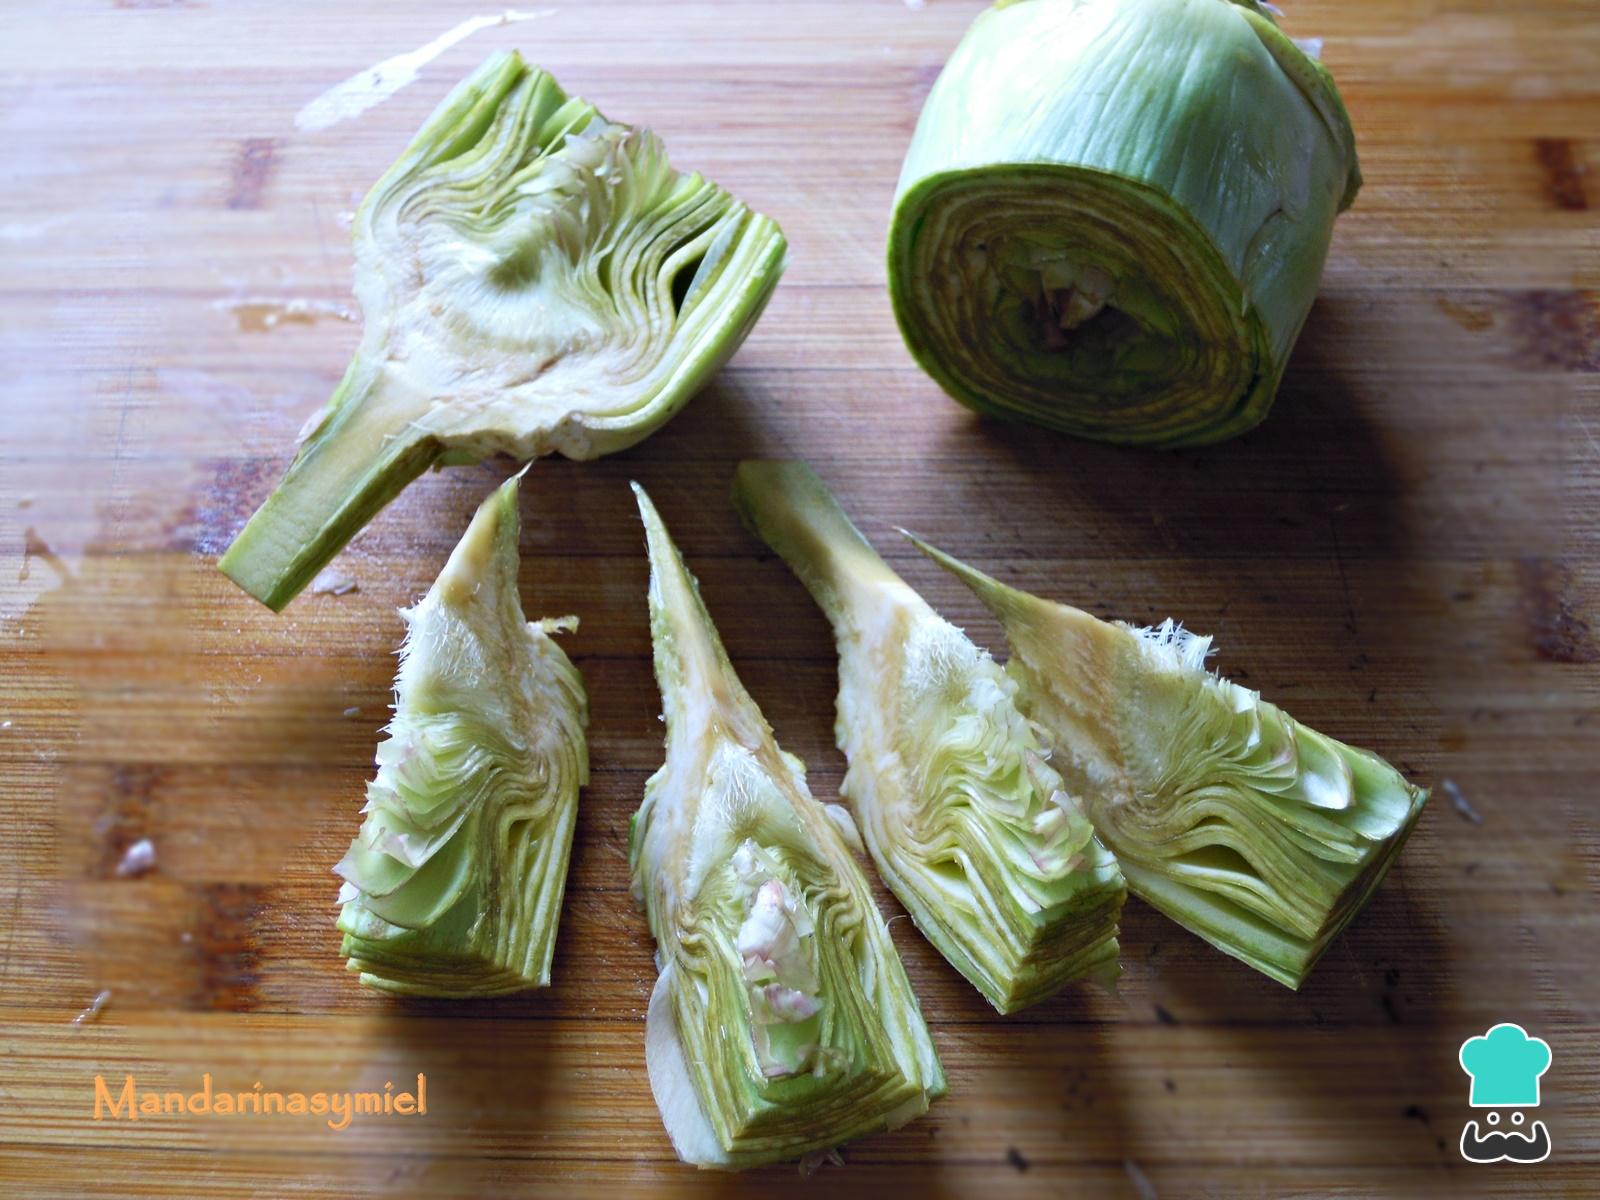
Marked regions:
[2,1,1595,1195]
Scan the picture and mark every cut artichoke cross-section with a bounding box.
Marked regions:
[908,536,1428,989]
[887,0,1361,446]
[335,473,589,995]
[630,484,943,1170]
[732,461,1126,1013]
[221,51,787,610]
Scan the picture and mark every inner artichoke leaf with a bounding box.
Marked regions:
[907,534,1428,989]
[334,472,589,996]
[629,484,944,1170]
[732,461,1126,1014]
[220,51,788,611]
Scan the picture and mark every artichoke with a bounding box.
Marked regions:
[222,51,787,610]
[887,0,1360,446]
[335,473,589,995]
[630,484,944,1169]
[733,461,1126,1013]
[909,535,1428,989]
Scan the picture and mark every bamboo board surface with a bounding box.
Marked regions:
[1,1,1596,1196]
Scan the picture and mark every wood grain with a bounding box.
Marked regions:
[1,1,1596,1196]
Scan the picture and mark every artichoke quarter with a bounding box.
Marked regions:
[630,484,943,1169]
[733,461,1127,1013]
[335,473,589,996]
[222,52,786,610]
[888,0,1360,446]
[908,535,1429,989]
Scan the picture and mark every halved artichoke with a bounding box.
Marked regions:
[335,473,589,995]
[222,51,787,610]
[909,536,1428,988]
[888,0,1360,445]
[631,484,944,1169]
[732,461,1126,1013]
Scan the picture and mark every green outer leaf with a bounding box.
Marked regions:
[335,473,590,996]
[630,484,943,1170]
[220,51,788,611]
[908,535,1428,989]
[732,460,1126,1013]
[887,0,1360,447]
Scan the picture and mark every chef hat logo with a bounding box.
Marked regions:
[1458,1023,1551,1108]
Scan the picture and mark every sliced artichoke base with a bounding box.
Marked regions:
[1119,799,1423,988]
[647,965,939,1169]
[341,941,546,997]
[639,778,945,1166]
[887,0,1359,448]
[891,165,1274,448]
[887,857,1125,1013]
[863,810,1125,1013]
[645,847,942,1164]
[337,796,580,996]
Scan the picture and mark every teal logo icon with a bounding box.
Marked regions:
[1460,1023,1551,1107]
[1458,1023,1552,1164]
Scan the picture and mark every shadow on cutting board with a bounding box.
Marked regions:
[926,292,1477,1178]
[939,293,1413,567]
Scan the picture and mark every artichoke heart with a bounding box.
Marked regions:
[335,473,589,995]
[733,462,1126,1014]
[222,51,787,610]
[908,535,1428,989]
[631,484,943,1170]
[888,0,1361,446]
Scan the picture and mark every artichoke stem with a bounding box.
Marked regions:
[219,364,438,611]
[731,460,904,627]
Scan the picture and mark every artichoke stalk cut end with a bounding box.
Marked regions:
[630,484,943,1170]
[220,51,787,611]
[732,461,1127,1014]
[905,533,1428,989]
[887,0,1361,446]
[334,472,590,995]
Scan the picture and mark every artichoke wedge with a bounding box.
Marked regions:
[222,52,786,610]
[908,536,1428,989]
[630,484,944,1169]
[335,473,589,995]
[733,462,1126,1013]
[888,0,1360,446]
